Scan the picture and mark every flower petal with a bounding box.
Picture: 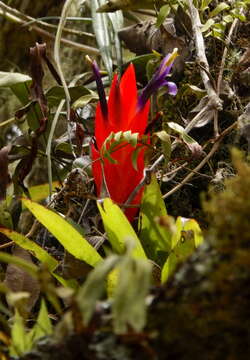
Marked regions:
[120,64,138,129]
[166,81,178,96]
[108,74,121,129]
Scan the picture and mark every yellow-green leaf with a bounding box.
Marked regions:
[140,174,171,261]
[22,198,102,268]
[98,198,146,259]
[0,228,58,272]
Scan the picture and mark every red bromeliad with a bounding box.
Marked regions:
[90,49,178,221]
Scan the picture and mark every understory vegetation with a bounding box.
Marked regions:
[0,0,250,359]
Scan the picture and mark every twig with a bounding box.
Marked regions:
[187,0,223,136]
[162,121,237,199]
[0,1,99,55]
[22,17,95,39]
[133,9,157,17]
[187,0,222,110]
[0,241,14,249]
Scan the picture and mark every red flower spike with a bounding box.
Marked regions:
[92,64,150,222]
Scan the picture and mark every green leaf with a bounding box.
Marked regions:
[9,310,28,357]
[161,252,177,284]
[46,85,91,107]
[131,146,143,171]
[183,218,203,247]
[0,72,31,87]
[72,90,99,109]
[139,174,171,262]
[98,198,146,258]
[0,228,58,272]
[30,299,53,342]
[201,18,215,32]
[112,253,152,334]
[101,130,139,163]
[77,255,119,325]
[161,216,203,283]
[156,4,170,27]
[209,2,230,18]
[200,0,213,11]
[22,198,102,267]
[154,130,172,164]
[29,181,60,202]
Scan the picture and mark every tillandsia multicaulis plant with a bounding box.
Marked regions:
[89,49,178,221]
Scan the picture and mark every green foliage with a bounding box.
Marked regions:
[9,299,52,357]
[22,198,102,268]
[0,228,58,272]
[77,240,152,334]
[139,174,172,262]
[161,217,203,282]
[100,130,146,170]
[98,198,146,258]
[200,0,247,41]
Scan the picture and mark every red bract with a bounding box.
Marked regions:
[91,64,150,221]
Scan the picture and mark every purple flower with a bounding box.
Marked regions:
[138,48,178,111]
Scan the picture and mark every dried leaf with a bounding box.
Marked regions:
[29,44,47,115]
[119,19,188,75]
[4,246,40,316]
[97,0,166,12]
[189,96,215,128]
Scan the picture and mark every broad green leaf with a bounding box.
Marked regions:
[209,2,230,18]
[139,174,171,261]
[22,198,102,267]
[0,228,58,272]
[0,251,38,278]
[98,198,146,258]
[0,72,31,87]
